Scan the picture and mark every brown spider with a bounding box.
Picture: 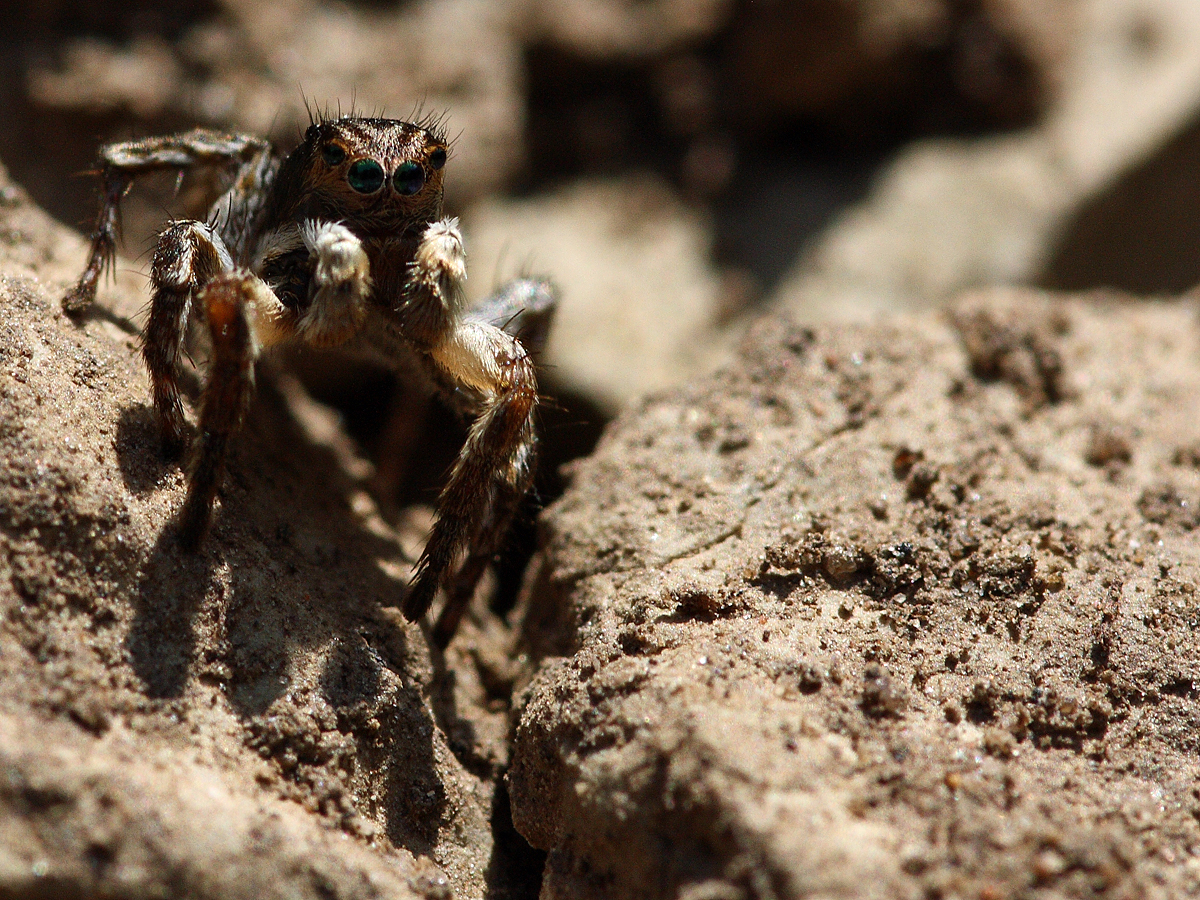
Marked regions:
[62,114,555,647]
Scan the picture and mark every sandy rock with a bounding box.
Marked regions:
[0,711,443,900]
[510,288,1200,899]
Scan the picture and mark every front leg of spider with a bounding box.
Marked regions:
[398,219,540,647]
[177,273,262,549]
[143,219,236,459]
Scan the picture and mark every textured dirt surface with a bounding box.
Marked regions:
[511,291,1200,899]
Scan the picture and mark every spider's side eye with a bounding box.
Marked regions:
[347,159,385,193]
[429,148,447,170]
[393,161,426,196]
[321,144,346,166]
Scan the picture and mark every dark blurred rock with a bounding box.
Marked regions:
[1042,107,1200,295]
[721,0,1074,137]
[771,1,1200,320]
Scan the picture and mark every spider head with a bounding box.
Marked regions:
[284,117,449,235]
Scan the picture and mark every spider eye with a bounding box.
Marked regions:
[393,161,426,195]
[429,148,447,170]
[347,159,385,193]
[321,144,346,166]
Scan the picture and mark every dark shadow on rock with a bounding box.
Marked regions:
[483,776,546,900]
[126,525,217,698]
[319,635,384,708]
[221,570,294,718]
[115,404,173,495]
[425,647,490,781]
[215,377,451,857]
[60,299,141,336]
[323,625,447,857]
[376,691,447,858]
[1041,110,1200,296]
[711,147,884,298]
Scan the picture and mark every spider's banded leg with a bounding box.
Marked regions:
[62,168,131,313]
[430,283,554,644]
[176,273,279,549]
[466,277,558,359]
[431,431,536,648]
[404,333,538,639]
[396,221,540,640]
[62,130,269,313]
[143,221,234,458]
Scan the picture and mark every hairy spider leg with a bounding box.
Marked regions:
[144,221,234,458]
[465,277,558,358]
[432,417,537,647]
[427,278,558,644]
[61,168,131,313]
[397,221,541,643]
[411,341,538,645]
[62,130,269,313]
[177,273,262,549]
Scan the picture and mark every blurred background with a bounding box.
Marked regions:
[5,0,1200,587]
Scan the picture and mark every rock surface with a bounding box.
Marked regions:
[511,290,1200,899]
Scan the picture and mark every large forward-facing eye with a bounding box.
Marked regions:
[393,161,426,196]
[347,159,385,193]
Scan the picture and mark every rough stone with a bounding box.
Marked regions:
[511,288,1200,899]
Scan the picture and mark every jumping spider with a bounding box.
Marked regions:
[62,114,555,647]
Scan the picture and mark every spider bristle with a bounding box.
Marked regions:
[405,100,451,144]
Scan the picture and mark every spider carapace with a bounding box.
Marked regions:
[63,115,556,647]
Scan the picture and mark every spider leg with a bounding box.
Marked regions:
[63,130,269,313]
[465,277,557,358]
[177,221,371,547]
[176,270,295,548]
[296,220,372,346]
[143,220,234,458]
[428,280,557,643]
[396,219,542,645]
[177,273,262,549]
[431,441,536,647]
